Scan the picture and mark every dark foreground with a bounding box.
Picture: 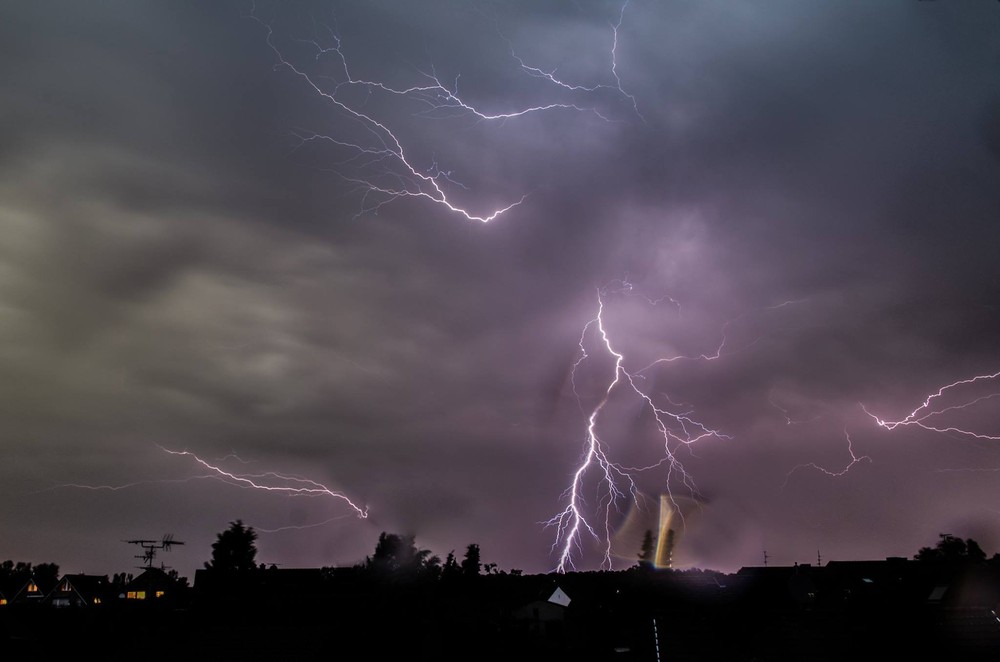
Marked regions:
[4,561,1000,661]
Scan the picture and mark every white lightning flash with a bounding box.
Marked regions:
[162,447,368,519]
[49,448,367,523]
[545,283,728,572]
[782,429,871,488]
[862,370,1000,441]
[248,1,640,223]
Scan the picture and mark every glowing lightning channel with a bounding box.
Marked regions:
[782,429,871,488]
[768,390,822,427]
[505,0,644,123]
[545,284,728,573]
[161,447,368,519]
[248,2,640,223]
[862,370,1000,441]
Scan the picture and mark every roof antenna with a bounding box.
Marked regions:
[124,534,185,571]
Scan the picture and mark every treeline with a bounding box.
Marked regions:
[202,519,519,582]
[0,561,59,592]
[6,526,1000,591]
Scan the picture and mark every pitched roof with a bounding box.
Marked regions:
[45,574,110,606]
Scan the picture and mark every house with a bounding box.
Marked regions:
[45,574,110,608]
[929,562,1000,654]
[513,585,571,637]
[123,567,181,602]
[732,563,819,608]
[11,573,55,605]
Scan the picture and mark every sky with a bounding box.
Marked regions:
[2,0,999,580]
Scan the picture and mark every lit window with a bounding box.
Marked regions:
[0,598,7,605]
[136,591,146,600]
[93,597,102,605]
[155,591,165,599]
[27,582,38,593]
[61,581,71,592]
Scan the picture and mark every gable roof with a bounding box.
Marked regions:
[45,574,110,607]
[12,574,54,603]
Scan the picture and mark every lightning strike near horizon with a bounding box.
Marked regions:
[545,283,728,573]
[862,370,1000,441]
[248,1,639,223]
[162,447,368,519]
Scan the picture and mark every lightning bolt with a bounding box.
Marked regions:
[505,0,644,123]
[253,514,355,534]
[161,447,368,519]
[247,1,640,223]
[862,370,1000,441]
[545,282,728,572]
[32,476,215,494]
[48,447,368,525]
[768,389,823,426]
[782,429,871,488]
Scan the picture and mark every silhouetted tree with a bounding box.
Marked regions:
[442,550,461,582]
[365,532,439,579]
[915,533,987,563]
[0,560,30,588]
[33,562,59,588]
[1,560,59,593]
[205,519,258,573]
[966,538,987,561]
[638,529,655,568]
[110,572,134,593]
[167,568,190,589]
[461,543,481,577]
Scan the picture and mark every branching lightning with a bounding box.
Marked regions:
[862,370,1000,441]
[161,447,368,519]
[505,0,644,123]
[768,390,823,427]
[49,447,367,526]
[248,1,640,223]
[782,429,871,488]
[545,282,729,572]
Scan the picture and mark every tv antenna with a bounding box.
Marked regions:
[125,534,185,570]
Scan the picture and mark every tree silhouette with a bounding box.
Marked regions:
[915,533,987,563]
[638,529,655,568]
[442,550,461,582]
[35,563,59,586]
[1,560,60,595]
[461,543,481,577]
[205,519,258,573]
[365,532,439,578]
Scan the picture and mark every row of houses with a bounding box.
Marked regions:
[0,567,181,609]
[2,558,1000,658]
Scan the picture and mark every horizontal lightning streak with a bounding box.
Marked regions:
[862,370,1000,441]
[161,447,368,519]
